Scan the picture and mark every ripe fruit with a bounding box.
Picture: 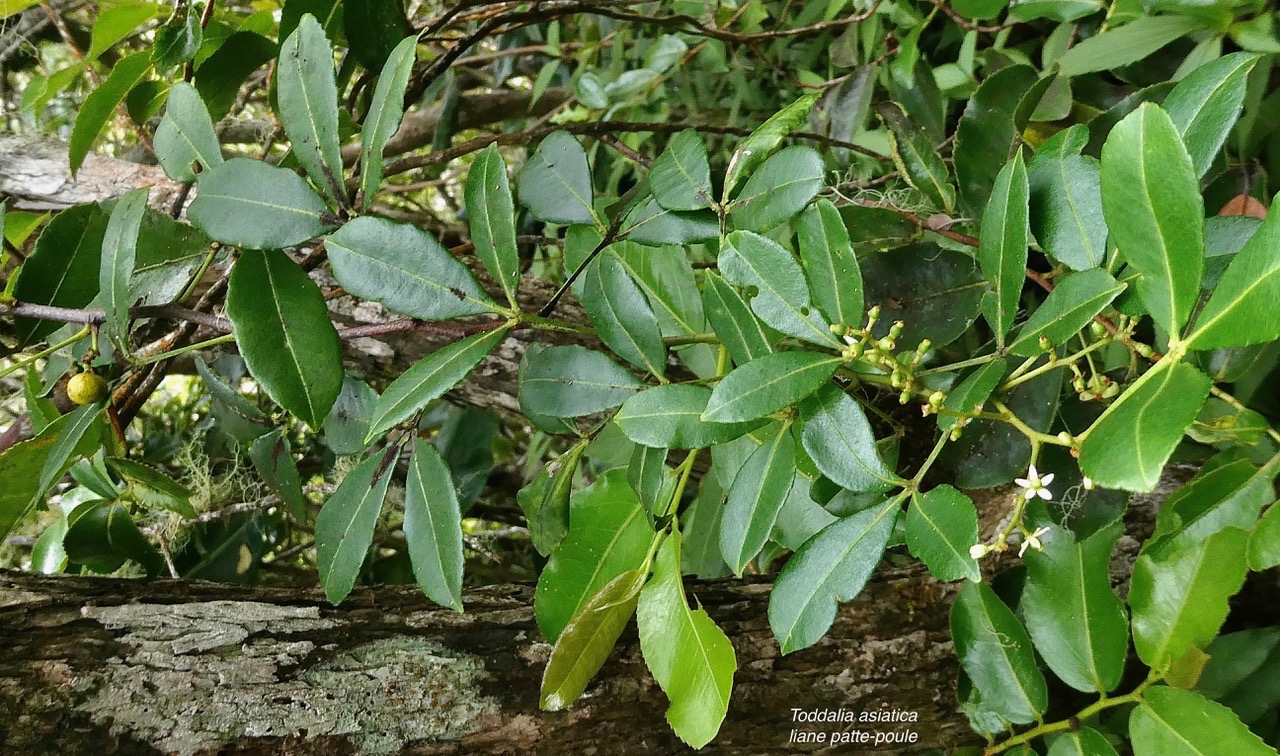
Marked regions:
[67,371,109,405]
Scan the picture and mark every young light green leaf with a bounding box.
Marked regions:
[701,271,773,365]
[718,230,836,347]
[1010,269,1125,356]
[535,470,653,641]
[637,531,736,749]
[360,36,418,210]
[583,251,667,377]
[1079,359,1211,492]
[314,452,394,604]
[1187,198,1280,350]
[189,159,336,249]
[799,385,897,493]
[519,344,642,418]
[1057,15,1205,77]
[326,215,498,320]
[951,580,1049,724]
[939,360,1007,432]
[876,101,955,212]
[1130,686,1274,756]
[649,129,713,211]
[99,187,148,349]
[978,152,1029,344]
[464,143,520,305]
[1249,504,1280,571]
[906,485,981,583]
[723,92,819,201]
[1130,527,1249,672]
[719,424,796,575]
[798,199,863,328]
[769,499,899,654]
[518,132,597,225]
[727,146,825,232]
[226,250,343,427]
[1027,125,1106,271]
[615,384,766,449]
[68,51,152,175]
[1022,523,1129,693]
[404,443,465,611]
[1163,53,1260,178]
[703,351,841,424]
[1047,727,1119,756]
[154,82,223,182]
[33,402,102,507]
[1100,103,1205,339]
[541,568,645,711]
[277,13,345,204]
[366,327,510,442]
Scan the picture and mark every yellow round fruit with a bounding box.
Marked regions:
[67,372,109,405]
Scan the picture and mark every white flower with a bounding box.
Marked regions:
[1082,476,1095,490]
[969,543,989,560]
[1019,526,1051,557]
[1014,464,1054,501]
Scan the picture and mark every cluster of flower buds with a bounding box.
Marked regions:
[1069,363,1120,402]
[832,307,936,406]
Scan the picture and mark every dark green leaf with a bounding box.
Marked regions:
[277,14,344,203]
[876,101,955,212]
[1164,53,1260,178]
[621,200,719,247]
[1057,15,1206,77]
[723,92,818,200]
[99,187,148,349]
[189,159,336,249]
[940,361,1007,432]
[12,204,108,344]
[861,243,986,349]
[322,376,376,455]
[719,230,836,347]
[153,3,201,70]
[701,271,772,365]
[519,345,642,418]
[1047,727,1119,756]
[522,440,588,556]
[64,501,163,576]
[1188,199,1280,350]
[951,580,1049,724]
[649,129,713,211]
[799,385,897,492]
[193,31,277,121]
[404,443,464,611]
[541,568,644,711]
[154,82,222,182]
[728,146,824,232]
[249,430,306,520]
[978,153,1029,344]
[704,351,841,424]
[195,357,267,421]
[1010,270,1125,357]
[314,452,394,604]
[1028,125,1106,271]
[615,384,766,449]
[518,132,597,225]
[628,444,671,515]
[1249,504,1280,571]
[34,403,102,507]
[343,0,410,71]
[360,36,417,210]
[69,51,152,175]
[1130,686,1274,756]
[583,251,666,376]
[954,65,1041,215]
[463,143,520,305]
[719,424,796,574]
[106,457,195,518]
[906,485,982,583]
[798,199,863,329]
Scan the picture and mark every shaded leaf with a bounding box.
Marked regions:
[701,271,772,365]
[719,424,795,574]
[951,580,1048,724]
[649,129,713,211]
[1188,198,1280,350]
[154,82,223,182]
[189,159,336,249]
[518,132,597,225]
[876,101,955,211]
[314,452,394,604]
[977,152,1029,344]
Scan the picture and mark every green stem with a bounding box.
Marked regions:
[916,352,999,378]
[132,333,236,366]
[0,327,92,380]
[986,677,1156,754]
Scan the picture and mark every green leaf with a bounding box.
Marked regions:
[360,36,418,211]
[1249,504,1280,571]
[523,440,588,556]
[723,92,818,201]
[99,187,148,349]
[1028,125,1107,271]
[629,444,671,515]
[906,485,982,583]
[365,327,510,441]
[615,384,766,449]
[1150,458,1276,552]
[34,403,102,507]
[343,0,411,71]
[769,499,899,654]
[105,457,195,518]
[583,251,667,376]
[195,357,266,422]
[541,568,645,711]
[193,31,277,121]
[64,501,163,576]
[1047,727,1120,756]
[954,65,1042,215]
[518,132,597,225]
[154,82,223,182]
[404,443,465,611]
[189,159,336,249]
[1131,527,1249,672]
[519,345,642,418]
[226,250,343,427]
[611,242,709,346]
[861,243,986,349]
[876,101,955,212]
[649,129,713,211]
[12,204,109,344]
[799,385,897,493]
[727,146,824,232]
[637,531,736,749]
[1058,15,1207,77]
[0,422,95,538]
[277,14,345,204]
[1187,197,1280,350]
[1100,103,1205,339]
[1130,686,1275,756]
[68,51,152,175]
[978,152,1029,344]
[719,424,796,574]
[153,3,201,70]
[1163,53,1260,178]
[718,230,836,347]
[951,580,1049,724]
[1022,523,1129,693]
[621,200,720,247]
[536,470,653,641]
[940,360,1007,432]
[701,271,772,365]
[797,199,863,329]
[703,351,841,424]
[462,143,520,305]
[326,215,498,320]
[1079,359,1211,492]
[249,430,306,520]
[1010,270,1125,357]
[314,452,394,604]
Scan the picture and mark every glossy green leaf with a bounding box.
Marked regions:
[951,580,1049,724]
[637,531,736,749]
[1188,197,1280,350]
[1,428,90,538]
[629,444,671,515]
[523,440,588,556]
[728,146,824,232]
[769,499,899,654]
[860,243,986,349]
[906,485,981,583]
[1100,103,1205,339]
[723,92,818,201]
[360,36,418,210]
[226,250,343,427]
[610,243,711,370]
[344,0,411,71]
[701,271,772,365]
[1130,527,1249,671]
[1010,270,1125,357]
[797,199,863,329]
[536,470,653,641]
[718,230,835,347]
[704,351,840,424]
[978,152,1029,344]
[404,443,465,611]
[584,251,666,376]
[1249,504,1280,571]
[1130,686,1274,756]
[99,187,148,349]
[799,385,896,493]
[154,82,223,182]
[540,568,645,711]
[1028,125,1106,271]
[615,384,766,449]
[461,144,520,305]
[1164,53,1260,178]
[326,215,497,320]
[518,132,597,225]
[33,402,102,507]
[1079,359,1211,492]
[519,344,642,418]
[1150,458,1276,552]
[12,204,109,344]
[954,65,1041,215]
[249,430,306,520]
[1023,523,1128,693]
[719,424,796,574]
[193,31,277,121]
[68,51,152,175]
[1047,727,1120,756]
[940,360,1007,432]
[64,501,162,576]
[153,3,201,70]
[1058,15,1206,77]
[877,101,955,212]
[314,452,394,604]
[277,14,345,204]
[189,159,336,249]
[649,129,713,211]
[621,200,719,247]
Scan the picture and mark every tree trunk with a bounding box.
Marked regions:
[0,567,973,755]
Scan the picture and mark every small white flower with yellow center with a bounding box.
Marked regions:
[1014,464,1054,502]
[969,543,989,560]
[1019,526,1051,557]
